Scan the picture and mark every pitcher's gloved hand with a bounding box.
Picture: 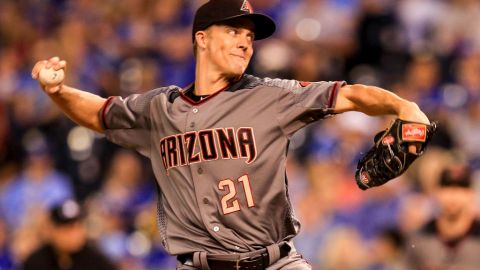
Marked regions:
[355,119,437,190]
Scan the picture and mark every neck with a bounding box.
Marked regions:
[194,57,241,96]
[437,211,475,240]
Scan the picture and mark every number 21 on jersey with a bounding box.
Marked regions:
[218,174,255,215]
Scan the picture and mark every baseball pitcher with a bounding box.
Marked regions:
[31,0,434,269]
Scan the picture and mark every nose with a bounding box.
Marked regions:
[237,34,251,51]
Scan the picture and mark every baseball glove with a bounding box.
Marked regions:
[355,119,437,190]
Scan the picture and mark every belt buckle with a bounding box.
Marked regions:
[234,254,264,269]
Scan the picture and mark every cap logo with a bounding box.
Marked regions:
[62,200,80,218]
[402,124,427,142]
[241,0,254,13]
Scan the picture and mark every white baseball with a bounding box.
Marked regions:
[39,67,65,86]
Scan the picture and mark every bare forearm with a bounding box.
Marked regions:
[338,84,405,115]
[336,84,429,123]
[49,85,106,133]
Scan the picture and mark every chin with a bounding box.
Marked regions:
[231,60,248,74]
[225,68,246,80]
[234,69,246,76]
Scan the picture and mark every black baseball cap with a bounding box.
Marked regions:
[439,165,472,188]
[50,200,84,225]
[192,0,276,42]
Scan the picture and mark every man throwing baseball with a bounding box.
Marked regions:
[32,0,432,269]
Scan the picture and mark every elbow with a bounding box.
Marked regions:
[84,116,105,134]
[93,126,105,134]
[348,84,369,93]
[342,84,371,105]
[92,119,106,134]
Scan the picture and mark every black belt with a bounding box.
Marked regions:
[178,243,291,270]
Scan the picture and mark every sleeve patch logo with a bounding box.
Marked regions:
[402,124,427,142]
[299,81,311,87]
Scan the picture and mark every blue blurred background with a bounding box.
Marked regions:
[1,0,479,269]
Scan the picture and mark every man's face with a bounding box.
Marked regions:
[436,187,474,220]
[50,221,87,253]
[202,18,255,79]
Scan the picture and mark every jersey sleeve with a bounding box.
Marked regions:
[269,79,346,137]
[99,88,165,157]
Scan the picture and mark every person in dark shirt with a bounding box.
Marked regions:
[21,200,116,270]
[407,164,480,270]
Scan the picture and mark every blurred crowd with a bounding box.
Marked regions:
[1,0,480,269]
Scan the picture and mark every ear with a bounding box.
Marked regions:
[195,31,208,50]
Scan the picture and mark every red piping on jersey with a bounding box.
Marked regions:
[180,75,244,106]
[101,96,115,129]
[327,81,340,108]
[180,84,230,105]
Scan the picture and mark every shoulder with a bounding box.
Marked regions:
[238,74,299,91]
[239,74,343,92]
[105,85,182,114]
[469,219,480,237]
[136,85,182,103]
[77,244,116,269]
[23,245,55,267]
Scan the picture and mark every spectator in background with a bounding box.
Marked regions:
[320,226,369,270]
[0,131,73,228]
[453,52,480,100]
[406,163,480,269]
[21,200,116,270]
[399,54,442,112]
[10,226,41,269]
[281,0,356,55]
[293,161,347,268]
[86,150,169,268]
[449,53,480,165]
[433,0,480,56]
[396,0,446,54]
[347,0,407,83]
[92,150,154,221]
[368,228,408,270]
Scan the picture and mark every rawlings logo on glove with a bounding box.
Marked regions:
[402,124,427,141]
[355,119,437,190]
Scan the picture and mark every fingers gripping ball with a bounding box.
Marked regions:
[39,68,65,86]
[355,119,437,190]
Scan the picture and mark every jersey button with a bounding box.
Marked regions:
[197,167,203,174]
[203,198,209,204]
[213,226,220,232]
[192,108,199,113]
[190,122,195,128]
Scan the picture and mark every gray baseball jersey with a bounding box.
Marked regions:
[100,74,344,255]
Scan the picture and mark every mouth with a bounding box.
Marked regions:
[231,54,246,60]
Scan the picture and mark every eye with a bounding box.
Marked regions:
[227,28,237,36]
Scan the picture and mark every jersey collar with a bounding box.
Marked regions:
[179,75,247,105]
